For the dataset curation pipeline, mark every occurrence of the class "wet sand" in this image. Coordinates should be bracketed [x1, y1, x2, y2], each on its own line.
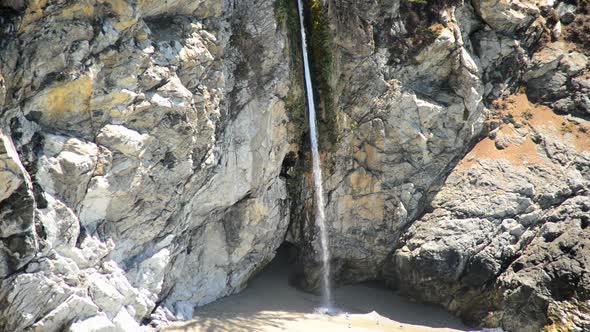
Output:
[164, 251, 469, 332]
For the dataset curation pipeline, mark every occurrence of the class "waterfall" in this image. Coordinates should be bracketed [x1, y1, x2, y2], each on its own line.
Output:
[296, 0, 333, 309]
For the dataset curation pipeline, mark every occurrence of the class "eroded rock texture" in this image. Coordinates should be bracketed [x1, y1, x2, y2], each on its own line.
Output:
[387, 95, 590, 332]
[0, 0, 589, 331]
[294, 0, 488, 286]
[0, 0, 293, 330]
[287, 0, 590, 331]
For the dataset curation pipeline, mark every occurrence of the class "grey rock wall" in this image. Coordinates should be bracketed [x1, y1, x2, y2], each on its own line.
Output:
[387, 95, 590, 331]
[1, 0, 589, 331]
[293, 0, 490, 286]
[0, 0, 294, 330]
[288, 0, 590, 331]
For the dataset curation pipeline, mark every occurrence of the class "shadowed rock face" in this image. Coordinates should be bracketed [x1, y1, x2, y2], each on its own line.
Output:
[0, 130, 37, 279]
[0, 0, 589, 331]
[0, 0, 25, 10]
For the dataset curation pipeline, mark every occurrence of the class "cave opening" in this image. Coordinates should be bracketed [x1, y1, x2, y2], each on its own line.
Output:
[177, 238, 469, 332]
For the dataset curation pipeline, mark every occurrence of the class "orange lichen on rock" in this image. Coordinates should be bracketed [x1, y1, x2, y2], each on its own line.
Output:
[459, 135, 544, 169]
[506, 94, 590, 153]
[459, 93, 590, 170]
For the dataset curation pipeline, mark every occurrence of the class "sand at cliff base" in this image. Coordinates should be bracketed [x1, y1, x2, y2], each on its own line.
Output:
[164, 249, 470, 332]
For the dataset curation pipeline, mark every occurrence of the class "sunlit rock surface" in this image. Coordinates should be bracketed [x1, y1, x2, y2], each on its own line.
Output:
[0, 0, 291, 330]
[386, 95, 590, 332]
[286, 1, 590, 331]
[0, 0, 589, 331]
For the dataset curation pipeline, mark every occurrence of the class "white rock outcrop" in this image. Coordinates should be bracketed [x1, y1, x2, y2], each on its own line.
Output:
[0, 0, 292, 330]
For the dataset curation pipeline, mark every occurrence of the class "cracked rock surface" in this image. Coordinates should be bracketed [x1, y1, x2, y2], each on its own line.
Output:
[1, 0, 292, 330]
[0, 0, 589, 331]
[385, 95, 590, 332]
[287, 1, 590, 331]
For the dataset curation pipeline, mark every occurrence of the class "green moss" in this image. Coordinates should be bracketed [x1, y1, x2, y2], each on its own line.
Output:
[275, 0, 289, 26]
[276, 0, 306, 127]
[276, 0, 302, 65]
[350, 118, 358, 131]
[286, 153, 305, 196]
[274, 0, 309, 252]
[285, 93, 307, 131]
[523, 109, 533, 121]
[305, 0, 338, 151]
[276, 0, 340, 151]
[415, 26, 439, 39]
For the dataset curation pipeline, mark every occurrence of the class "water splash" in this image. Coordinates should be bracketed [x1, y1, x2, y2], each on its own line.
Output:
[296, 0, 333, 309]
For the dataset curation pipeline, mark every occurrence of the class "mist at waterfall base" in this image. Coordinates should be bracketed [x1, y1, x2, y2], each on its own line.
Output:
[296, 0, 334, 312]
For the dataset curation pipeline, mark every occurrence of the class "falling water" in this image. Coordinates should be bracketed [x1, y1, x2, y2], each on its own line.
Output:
[296, 0, 333, 309]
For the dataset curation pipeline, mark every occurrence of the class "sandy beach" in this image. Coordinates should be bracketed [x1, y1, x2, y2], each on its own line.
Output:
[164, 250, 469, 332]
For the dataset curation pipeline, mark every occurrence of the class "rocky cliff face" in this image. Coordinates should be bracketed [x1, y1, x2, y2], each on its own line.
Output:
[288, 0, 590, 331]
[291, 0, 487, 287]
[0, 0, 588, 331]
[0, 0, 294, 330]
[387, 94, 590, 332]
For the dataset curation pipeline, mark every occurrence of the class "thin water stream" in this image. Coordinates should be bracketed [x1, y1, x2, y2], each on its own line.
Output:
[296, 0, 333, 309]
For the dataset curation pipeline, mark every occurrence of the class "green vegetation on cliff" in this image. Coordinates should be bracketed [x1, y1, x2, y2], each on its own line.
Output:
[306, 0, 338, 150]
[275, 0, 308, 235]
[276, 0, 306, 131]
[276, 0, 339, 150]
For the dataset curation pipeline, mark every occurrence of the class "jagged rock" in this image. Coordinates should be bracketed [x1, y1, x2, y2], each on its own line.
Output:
[384, 95, 590, 331]
[37, 195, 80, 252]
[0, 130, 37, 279]
[36, 134, 99, 209]
[293, 0, 487, 289]
[473, 0, 539, 33]
[287, 10, 587, 332]
[31, 296, 100, 332]
[68, 315, 116, 332]
[0, 72, 5, 108]
[556, 2, 577, 24]
[140, 0, 222, 18]
[524, 41, 589, 115]
[0, 0, 589, 331]
[0, 0, 292, 329]
[162, 177, 290, 317]
[0, 0, 25, 10]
